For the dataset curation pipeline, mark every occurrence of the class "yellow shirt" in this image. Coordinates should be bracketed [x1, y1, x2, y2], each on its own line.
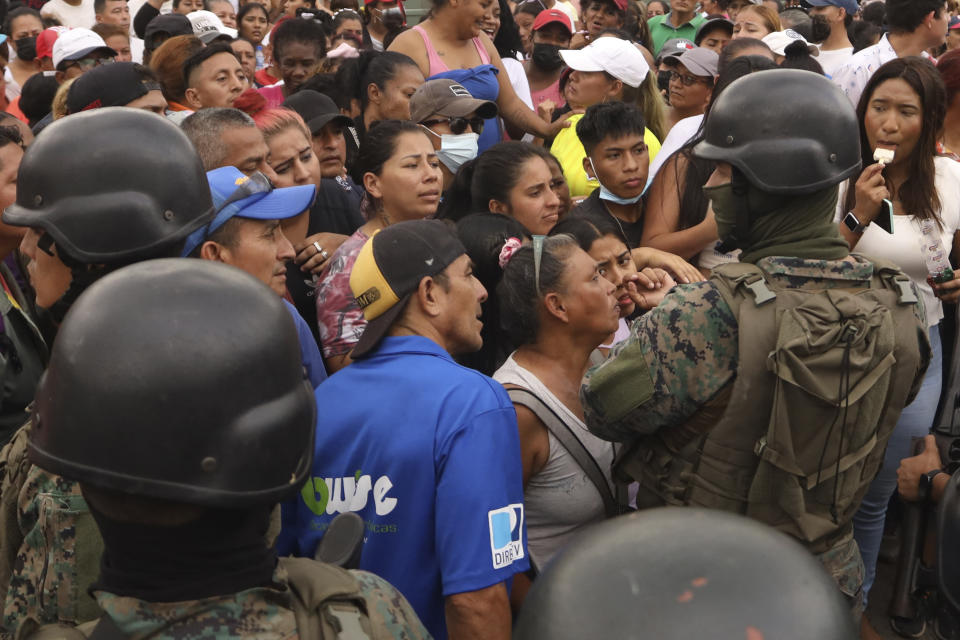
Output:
[550, 113, 661, 198]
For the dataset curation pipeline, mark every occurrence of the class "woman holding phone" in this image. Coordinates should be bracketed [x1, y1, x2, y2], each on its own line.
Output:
[837, 57, 960, 624]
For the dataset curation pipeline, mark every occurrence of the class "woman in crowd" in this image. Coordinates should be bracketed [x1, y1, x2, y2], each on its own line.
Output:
[258, 17, 327, 106]
[4, 8, 42, 101]
[572, 0, 626, 49]
[331, 8, 364, 48]
[336, 50, 424, 140]
[643, 55, 777, 272]
[839, 57, 960, 614]
[149, 35, 204, 116]
[732, 4, 780, 40]
[231, 37, 259, 86]
[388, 0, 571, 153]
[513, 0, 541, 57]
[442, 141, 561, 235]
[532, 146, 574, 218]
[455, 212, 531, 376]
[207, 0, 238, 26]
[645, 0, 666, 19]
[237, 2, 271, 68]
[551, 213, 673, 355]
[493, 233, 671, 588]
[315, 120, 442, 371]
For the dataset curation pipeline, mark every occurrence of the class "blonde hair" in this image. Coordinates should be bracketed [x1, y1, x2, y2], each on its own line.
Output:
[52, 78, 75, 120]
[738, 5, 781, 33]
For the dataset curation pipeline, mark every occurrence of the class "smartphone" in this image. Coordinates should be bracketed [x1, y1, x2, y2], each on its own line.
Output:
[875, 199, 895, 234]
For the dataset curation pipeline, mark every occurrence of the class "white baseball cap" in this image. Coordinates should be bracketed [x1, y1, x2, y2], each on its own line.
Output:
[762, 29, 819, 57]
[559, 37, 650, 88]
[187, 10, 239, 43]
[52, 28, 117, 70]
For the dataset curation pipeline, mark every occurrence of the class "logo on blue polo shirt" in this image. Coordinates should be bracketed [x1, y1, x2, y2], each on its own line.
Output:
[488, 504, 525, 570]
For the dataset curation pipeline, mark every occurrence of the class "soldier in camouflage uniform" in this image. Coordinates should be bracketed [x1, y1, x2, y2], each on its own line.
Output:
[0, 108, 218, 636]
[581, 70, 930, 615]
[17, 259, 430, 639]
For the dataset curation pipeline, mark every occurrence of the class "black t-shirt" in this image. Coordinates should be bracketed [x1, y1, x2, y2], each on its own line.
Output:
[568, 190, 645, 249]
[286, 176, 365, 347]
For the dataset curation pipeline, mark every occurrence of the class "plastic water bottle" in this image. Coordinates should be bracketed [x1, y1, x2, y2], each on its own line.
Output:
[919, 218, 955, 284]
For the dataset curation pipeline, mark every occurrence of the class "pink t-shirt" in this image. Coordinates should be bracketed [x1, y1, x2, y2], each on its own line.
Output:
[257, 83, 286, 110]
[530, 80, 565, 111]
[315, 228, 369, 358]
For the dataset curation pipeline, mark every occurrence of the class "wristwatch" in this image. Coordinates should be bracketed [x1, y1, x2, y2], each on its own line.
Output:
[918, 468, 946, 502]
[843, 211, 867, 234]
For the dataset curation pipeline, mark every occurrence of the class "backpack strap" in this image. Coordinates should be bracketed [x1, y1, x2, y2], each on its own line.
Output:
[710, 262, 777, 313]
[507, 388, 620, 518]
[863, 255, 920, 305]
[280, 556, 373, 640]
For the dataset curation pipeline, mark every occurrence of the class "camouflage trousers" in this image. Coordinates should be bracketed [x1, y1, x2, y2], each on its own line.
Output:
[817, 535, 865, 622]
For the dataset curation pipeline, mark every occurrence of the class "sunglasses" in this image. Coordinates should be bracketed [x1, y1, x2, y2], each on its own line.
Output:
[65, 56, 115, 71]
[420, 116, 485, 135]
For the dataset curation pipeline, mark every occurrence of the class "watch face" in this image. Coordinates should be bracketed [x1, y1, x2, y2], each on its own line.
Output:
[843, 212, 861, 233]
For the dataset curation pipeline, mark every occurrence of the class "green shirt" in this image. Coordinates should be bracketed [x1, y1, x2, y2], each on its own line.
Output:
[647, 12, 706, 56]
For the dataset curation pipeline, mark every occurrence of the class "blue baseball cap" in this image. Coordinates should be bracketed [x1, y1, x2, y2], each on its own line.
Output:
[805, 0, 859, 16]
[181, 166, 316, 257]
[950, 15, 960, 30]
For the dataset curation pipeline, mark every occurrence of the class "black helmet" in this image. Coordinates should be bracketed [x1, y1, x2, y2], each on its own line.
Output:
[28, 259, 316, 508]
[694, 69, 861, 195]
[3, 108, 214, 264]
[939, 471, 960, 611]
[514, 508, 858, 640]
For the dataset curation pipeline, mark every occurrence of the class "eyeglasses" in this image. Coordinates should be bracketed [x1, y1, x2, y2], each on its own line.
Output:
[668, 70, 712, 87]
[420, 116, 485, 135]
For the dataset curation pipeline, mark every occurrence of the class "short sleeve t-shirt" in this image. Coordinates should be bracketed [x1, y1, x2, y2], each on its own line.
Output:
[277, 336, 528, 640]
[551, 113, 661, 198]
[315, 228, 369, 359]
[40, 0, 95, 28]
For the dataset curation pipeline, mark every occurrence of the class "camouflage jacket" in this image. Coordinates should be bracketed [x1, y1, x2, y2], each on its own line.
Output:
[581, 255, 927, 611]
[16, 561, 432, 639]
[582, 254, 927, 441]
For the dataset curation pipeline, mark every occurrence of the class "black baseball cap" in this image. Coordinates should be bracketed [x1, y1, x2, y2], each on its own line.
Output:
[349, 220, 466, 358]
[145, 14, 193, 50]
[66, 62, 161, 113]
[281, 90, 353, 136]
[695, 17, 734, 46]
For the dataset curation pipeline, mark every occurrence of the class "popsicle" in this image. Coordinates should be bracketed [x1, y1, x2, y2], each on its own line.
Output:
[873, 147, 894, 166]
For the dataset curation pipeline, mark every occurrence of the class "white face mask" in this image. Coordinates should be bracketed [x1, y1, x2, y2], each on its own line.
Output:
[423, 128, 479, 173]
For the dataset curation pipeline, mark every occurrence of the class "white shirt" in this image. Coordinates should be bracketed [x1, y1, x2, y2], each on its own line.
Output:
[832, 35, 931, 107]
[817, 45, 854, 78]
[647, 114, 702, 183]
[836, 156, 960, 327]
[130, 36, 145, 63]
[41, 0, 96, 28]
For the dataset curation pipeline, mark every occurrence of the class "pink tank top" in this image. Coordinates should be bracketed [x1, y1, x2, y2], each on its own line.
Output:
[412, 24, 491, 77]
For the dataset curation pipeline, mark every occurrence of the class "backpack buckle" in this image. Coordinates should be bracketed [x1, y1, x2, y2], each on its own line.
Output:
[891, 274, 919, 305]
[741, 276, 777, 306]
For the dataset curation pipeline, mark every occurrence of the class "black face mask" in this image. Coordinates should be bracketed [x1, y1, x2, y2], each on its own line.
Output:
[14, 36, 37, 62]
[810, 14, 831, 44]
[532, 43, 564, 71]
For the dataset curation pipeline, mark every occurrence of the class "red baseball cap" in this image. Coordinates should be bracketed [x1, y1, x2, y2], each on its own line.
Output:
[36, 27, 68, 61]
[532, 9, 573, 35]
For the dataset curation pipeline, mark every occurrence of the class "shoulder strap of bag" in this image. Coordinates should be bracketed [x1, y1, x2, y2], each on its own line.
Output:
[280, 556, 373, 640]
[508, 387, 619, 518]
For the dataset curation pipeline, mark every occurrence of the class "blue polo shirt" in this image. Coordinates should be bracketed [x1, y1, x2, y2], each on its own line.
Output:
[277, 335, 528, 640]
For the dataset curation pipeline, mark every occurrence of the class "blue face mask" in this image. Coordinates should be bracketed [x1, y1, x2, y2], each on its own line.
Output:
[589, 158, 643, 205]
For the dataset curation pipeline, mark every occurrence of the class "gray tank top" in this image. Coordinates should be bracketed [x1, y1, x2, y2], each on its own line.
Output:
[494, 354, 615, 569]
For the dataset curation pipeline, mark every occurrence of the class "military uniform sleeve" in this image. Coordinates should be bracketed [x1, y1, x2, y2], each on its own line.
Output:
[351, 570, 433, 639]
[581, 282, 739, 442]
[0, 421, 33, 607]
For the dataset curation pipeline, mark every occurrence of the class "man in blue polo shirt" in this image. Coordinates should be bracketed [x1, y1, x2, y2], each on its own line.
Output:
[647, 0, 706, 56]
[278, 219, 526, 640]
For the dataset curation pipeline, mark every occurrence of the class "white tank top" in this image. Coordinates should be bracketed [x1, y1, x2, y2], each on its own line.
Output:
[494, 354, 615, 569]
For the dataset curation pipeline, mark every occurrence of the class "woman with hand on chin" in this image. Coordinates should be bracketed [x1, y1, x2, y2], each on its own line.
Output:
[315, 120, 443, 372]
[837, 57, 960, 626]
[388, 0, 572, 153]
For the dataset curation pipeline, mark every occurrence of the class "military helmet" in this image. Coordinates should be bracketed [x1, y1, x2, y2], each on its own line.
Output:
[28, 259, 316, 508]
[3, 108, 214, 264]
[514, 508, 858, 640]
[939, 471, 960, 611]
[694, 69, 861, 195]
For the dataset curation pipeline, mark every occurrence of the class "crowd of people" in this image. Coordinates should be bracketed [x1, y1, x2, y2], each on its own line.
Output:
[0, 0, 952, 637]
